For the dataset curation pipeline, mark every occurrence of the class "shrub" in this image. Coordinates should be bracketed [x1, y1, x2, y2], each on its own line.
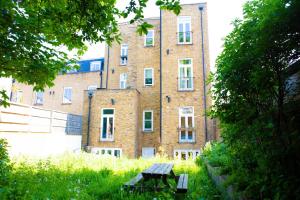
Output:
[0, 139, 11, 197]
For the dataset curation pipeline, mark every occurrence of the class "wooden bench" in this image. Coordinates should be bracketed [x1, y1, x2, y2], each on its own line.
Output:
[176, 174, 188, 193]
[124, 173, 143, 190]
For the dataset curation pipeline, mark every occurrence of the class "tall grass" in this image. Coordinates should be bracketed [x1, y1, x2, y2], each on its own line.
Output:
[1, 153, 220, 199]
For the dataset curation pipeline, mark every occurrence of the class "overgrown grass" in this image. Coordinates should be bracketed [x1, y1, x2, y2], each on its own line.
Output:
[0, 153, 220, 199]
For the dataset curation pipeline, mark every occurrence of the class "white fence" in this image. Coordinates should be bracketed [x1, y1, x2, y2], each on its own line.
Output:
[0, 102, 82, 156]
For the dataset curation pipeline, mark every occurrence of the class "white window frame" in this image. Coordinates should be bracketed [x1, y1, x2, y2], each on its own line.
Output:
[144, 30, 154, 47]
[178, 106, 195, 143]
[143, 110, 153, 132]
[90, 61, 101, 71]
[34, 91, 44, 105]
[174, 149, 200, 160]
[120, 44, 128, 65]
[119, 73, 127, 89]
[100, 108, 115, 141]
[144, 68, 154, 86]
[88, 85, 97, 91]
[177, 16, 192, 44]
[62, 87, 72, 104]
[91, 147, 122, 158]
[178, 58, 193, 91]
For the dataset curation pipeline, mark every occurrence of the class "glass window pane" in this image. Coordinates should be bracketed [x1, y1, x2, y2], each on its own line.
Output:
[145, 112, 152, 120]
[102, 118, 107, 138]
[108, 117, 113, 138]
[103, 109, 114, 115]
[147, 31, 153, 37]
[179, 24, 184, 32]
[181, 131, 186, 139]
[145, 78, 152, 85]
[180, 79, 185, 89]
[107, 150, 112, 155]
[188, 131, 193, 140]
[181, 117, 186, 128]
[188, 117, 193, 127]
[101, 149, 105, 154]
[185, 23, 190, 32]
[145, 121, 152, 129]
[181, 152, 186, 160]
[179, 32, 184, 42]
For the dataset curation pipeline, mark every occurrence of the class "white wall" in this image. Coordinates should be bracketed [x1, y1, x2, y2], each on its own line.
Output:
[0, 132, 82, 157]
[0, 77, 12, 98]
[0, 102, 82, 157]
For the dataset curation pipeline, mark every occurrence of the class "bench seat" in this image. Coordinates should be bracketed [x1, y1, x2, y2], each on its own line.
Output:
[124, 173, 143, 189]
[176, 174, 188, 193]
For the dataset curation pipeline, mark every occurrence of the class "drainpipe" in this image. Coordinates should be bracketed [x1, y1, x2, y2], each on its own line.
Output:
[106, 46, 110, 89]
[86, 90, 94, 148]
[199, 4, 208, 142]
[99, 70, 103, 88]
[159, 8, 163, 144]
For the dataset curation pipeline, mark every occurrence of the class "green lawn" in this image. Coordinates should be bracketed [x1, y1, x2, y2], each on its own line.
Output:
[1, 153, 220, 199]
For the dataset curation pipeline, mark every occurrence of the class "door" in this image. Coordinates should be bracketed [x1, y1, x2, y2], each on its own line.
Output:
[142, 147, 155, 159]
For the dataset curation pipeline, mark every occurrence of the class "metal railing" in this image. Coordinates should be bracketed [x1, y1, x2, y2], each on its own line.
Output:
[177, 77, 194, 91]
[177, 31, 193, 44]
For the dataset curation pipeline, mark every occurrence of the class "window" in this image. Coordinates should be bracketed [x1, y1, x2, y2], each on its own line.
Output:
[34, 91, 44, 105]
[177, 16, 192, 44]
[120, 73, 127, 89]
[144, 68, 154, 86]
[143, 110, 153, 132]
[174, 149, 200, 160]
[63, 87, 72, 104]
[91, 147, 122, 158]
[142, 147, 155, 159]
[101, 109, 115, 141]
[179, 107, 195, 142]
[12, 90, 23, 103]
[120, 44, 128, 65]
[144, 30, 154, 47]
[178, 59, 193, 91]
[88, 85, 97, 91]
[90, 61, 101, 71]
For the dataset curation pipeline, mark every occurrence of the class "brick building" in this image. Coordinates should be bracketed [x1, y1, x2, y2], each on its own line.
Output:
[83, 3, 214, 159]
[10, 58, 104, 115]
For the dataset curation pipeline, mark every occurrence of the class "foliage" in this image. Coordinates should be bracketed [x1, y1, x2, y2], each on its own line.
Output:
[0, 153, 219, 200]
[210, 0, 300, 199]
[202, 142, 230, 171]
[0, 139, 12, 196]
[0, 0, 181, 106]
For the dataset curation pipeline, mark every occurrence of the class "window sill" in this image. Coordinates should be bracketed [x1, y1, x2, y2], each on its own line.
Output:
[62, 103, 72, 105]
[144, 45, 154, 48]
[177, 43, 193, 45]
[144, 85, 154, 87]
[178, 141, 196, 144]
[99, 139, 115, 142]
[178, 89, 194, 92]
[120, 63, 127, 66]
[34, 103, 43, 106]
[143, 130, 153, 133]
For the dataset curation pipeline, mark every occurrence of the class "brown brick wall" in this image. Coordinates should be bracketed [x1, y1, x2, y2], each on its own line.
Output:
[12, 72, 101, 115]
[82, 89, 140, 158]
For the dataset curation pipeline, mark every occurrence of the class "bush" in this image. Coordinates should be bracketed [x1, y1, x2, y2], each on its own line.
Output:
[0, 139, 11, 197]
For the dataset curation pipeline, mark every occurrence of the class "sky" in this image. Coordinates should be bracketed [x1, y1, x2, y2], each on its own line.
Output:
[80, 0, 247, 70]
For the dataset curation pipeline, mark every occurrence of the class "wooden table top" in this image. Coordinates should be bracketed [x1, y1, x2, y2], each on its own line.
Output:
[142, 163, 174, 176]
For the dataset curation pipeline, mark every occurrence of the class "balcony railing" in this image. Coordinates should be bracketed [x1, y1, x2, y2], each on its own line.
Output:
[177, 127, 196, 143]
[177, 31, 193, 44]
[177, 77, 194, 91]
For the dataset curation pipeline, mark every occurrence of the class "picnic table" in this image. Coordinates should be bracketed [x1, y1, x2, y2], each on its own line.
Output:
[124, 163, 188, 194]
